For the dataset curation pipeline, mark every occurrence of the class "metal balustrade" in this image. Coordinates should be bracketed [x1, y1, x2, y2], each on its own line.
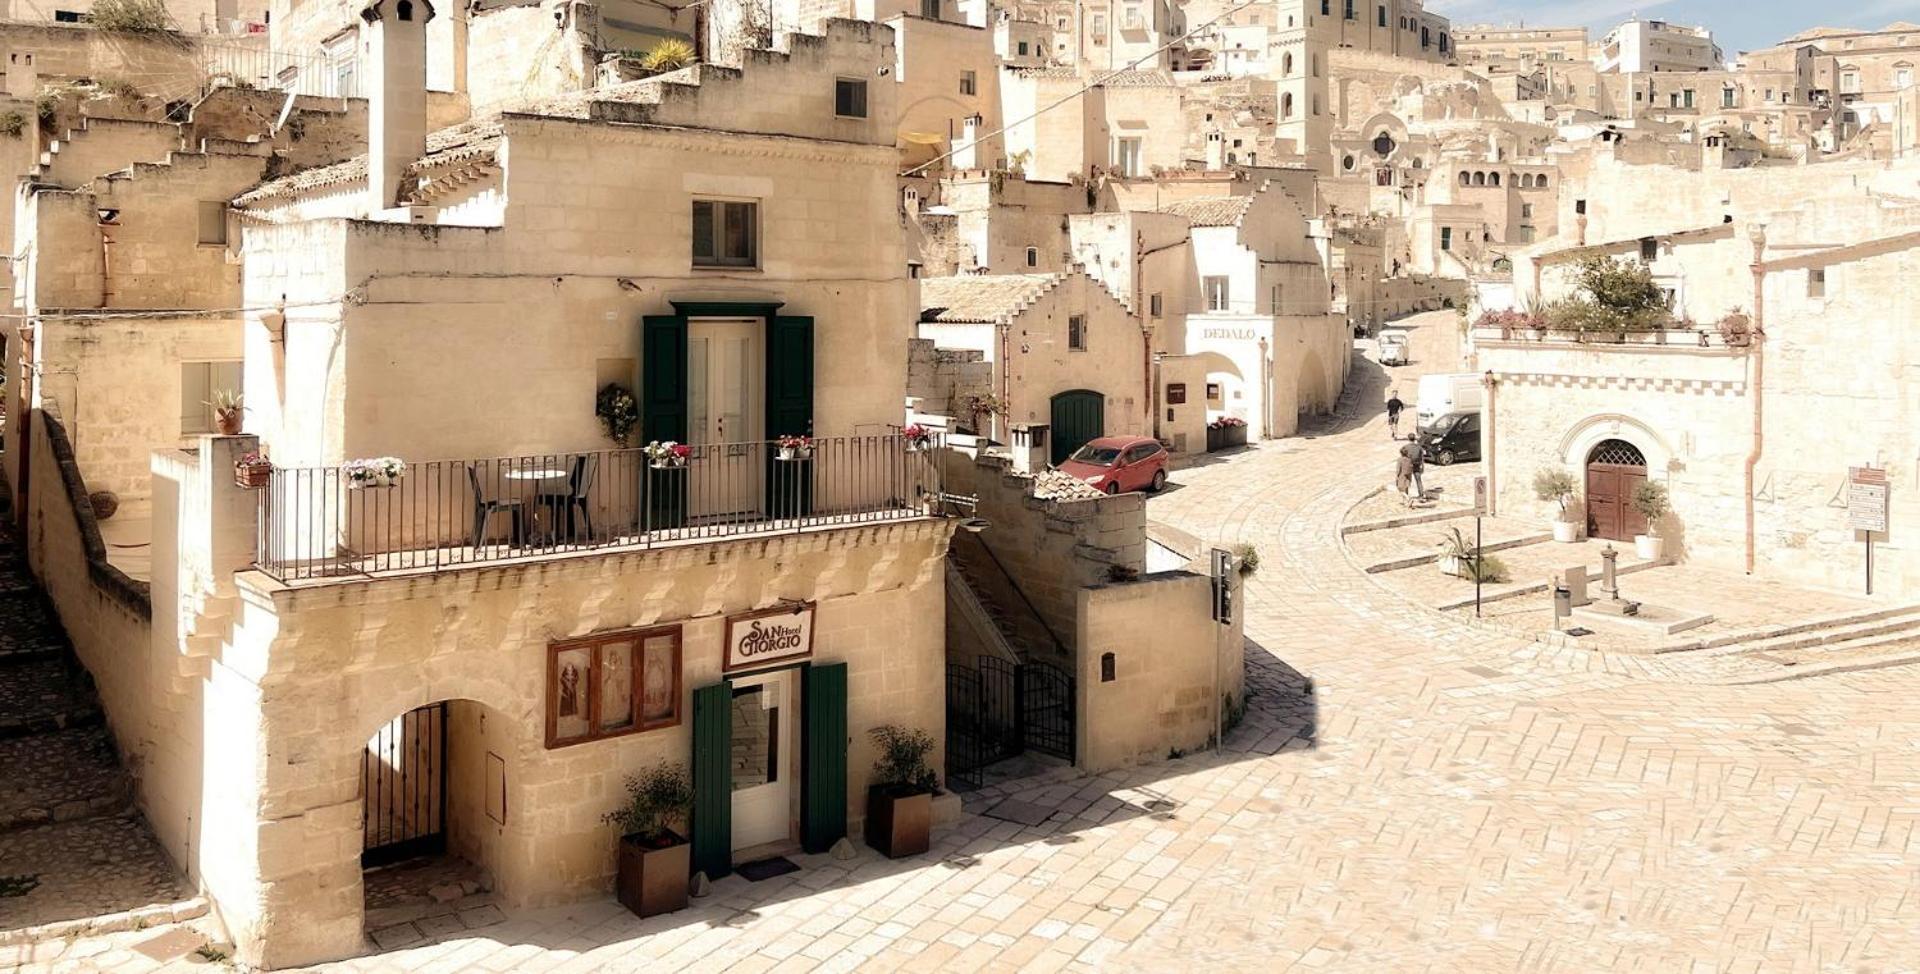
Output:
[254, 435, 942, 581]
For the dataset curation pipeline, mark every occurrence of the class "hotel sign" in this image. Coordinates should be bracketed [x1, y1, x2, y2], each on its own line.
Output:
[1200, 327, 1259, 341]
[724, 603, 816, 672]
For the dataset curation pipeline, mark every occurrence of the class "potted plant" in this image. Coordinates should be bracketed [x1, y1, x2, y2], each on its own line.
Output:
[1531, 467, 1581, 543]
[1206, 415, 1248, 452]
[864, 725, 938, 859]
[902, 423, 932, 451]
[342, 456, 405, 489]
[1436, 527, 1509, 582]
[961, 393, 1006, 436]
[604, 761, 694, 918]
[597, 384, 639, 448]
[206, 389, 244, 435]
[1632, 480, 1670, 561]
[643, 440, 690, 469]
[777, 434, 813, 461]
[233, 450, 273, 489]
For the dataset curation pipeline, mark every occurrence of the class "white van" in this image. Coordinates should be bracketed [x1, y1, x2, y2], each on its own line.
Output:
[1377, 329, 1410, 366]
[1416, 373, 1483, 431]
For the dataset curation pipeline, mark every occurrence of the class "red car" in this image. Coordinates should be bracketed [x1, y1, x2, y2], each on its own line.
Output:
[1057, 436, 1170, 495]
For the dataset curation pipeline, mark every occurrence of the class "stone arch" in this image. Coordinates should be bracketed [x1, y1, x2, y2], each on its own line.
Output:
[1488, 171, 1501, 187]
[1537, 173, 1549, 189]
[1457, 171, 1470, 187]
[1471, 171, 1485, 186]
[1281, 92, 1294, 118]
[1555, 413, 1675, 477]
[1282, 51, 1294, 76]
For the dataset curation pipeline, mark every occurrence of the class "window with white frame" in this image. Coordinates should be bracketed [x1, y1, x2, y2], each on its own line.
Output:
[692, 199, 757, 267]
[1115, 136, 1143, 177]
[1203, 276, 1230, 311]
[180, 361, 243, 435]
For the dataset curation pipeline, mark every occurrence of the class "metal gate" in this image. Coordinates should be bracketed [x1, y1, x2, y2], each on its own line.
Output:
[945, 656, 1075, 789]
[362, 702, 448, 867]
[1018, 661, 1075, 762]
[1049, 390, 1106, 466]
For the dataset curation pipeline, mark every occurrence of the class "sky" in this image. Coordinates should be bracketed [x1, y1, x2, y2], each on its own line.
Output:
[1429, 0, 1920, 57]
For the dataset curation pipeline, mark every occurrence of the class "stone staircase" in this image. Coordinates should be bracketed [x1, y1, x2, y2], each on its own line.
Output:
[1707, 604, 1920, 681]
[0, 529, 210, 946]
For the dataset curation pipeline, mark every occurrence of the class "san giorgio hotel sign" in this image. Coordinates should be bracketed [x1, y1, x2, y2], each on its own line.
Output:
[723, 603, 816, 672]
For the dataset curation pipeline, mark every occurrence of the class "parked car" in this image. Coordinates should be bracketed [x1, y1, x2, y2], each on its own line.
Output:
[1057, 436, 1169, 494]
[1420, 411, 1481, 466]
[1377, 329, 1411, 366]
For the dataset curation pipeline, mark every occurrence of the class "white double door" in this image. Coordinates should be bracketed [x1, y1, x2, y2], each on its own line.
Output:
[687, 320, 763, 520]
[729, 669, 793, 851]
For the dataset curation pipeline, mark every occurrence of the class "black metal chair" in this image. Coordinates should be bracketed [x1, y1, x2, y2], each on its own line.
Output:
[467, 463, 525, 550]
[538, 454, 597, 542]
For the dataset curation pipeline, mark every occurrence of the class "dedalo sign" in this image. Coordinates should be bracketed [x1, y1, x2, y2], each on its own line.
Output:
[723, 604, 816, 672]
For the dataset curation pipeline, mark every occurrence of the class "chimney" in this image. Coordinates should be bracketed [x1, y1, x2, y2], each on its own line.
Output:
[1205, 131, 1223, 170]
[361, 0, 435, 212]
[5, 51, 37, 100]
[952, 114, 983, 170]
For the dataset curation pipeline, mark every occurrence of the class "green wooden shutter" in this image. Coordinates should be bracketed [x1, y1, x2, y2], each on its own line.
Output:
[643, 315, 689, 529]
[689, 681, 733, 880]
[800, 662, 849, 854]
[642, 315, 688, 444]
[766, 315, 814, 517]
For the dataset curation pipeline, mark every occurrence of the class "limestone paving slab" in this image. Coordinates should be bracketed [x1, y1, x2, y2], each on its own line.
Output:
[0, 815, 190, 933]
[0, 725, 131, 832]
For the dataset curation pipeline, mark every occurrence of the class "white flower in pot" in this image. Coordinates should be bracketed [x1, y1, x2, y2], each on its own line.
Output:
[1632, 480, 1670, 561]
[1531, 467, 1582, 544]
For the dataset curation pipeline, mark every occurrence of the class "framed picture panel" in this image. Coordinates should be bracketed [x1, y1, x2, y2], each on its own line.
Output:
[547, 625, 682, 748]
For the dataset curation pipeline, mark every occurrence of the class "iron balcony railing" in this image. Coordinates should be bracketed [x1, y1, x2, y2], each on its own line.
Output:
[254, 434, 941, 582]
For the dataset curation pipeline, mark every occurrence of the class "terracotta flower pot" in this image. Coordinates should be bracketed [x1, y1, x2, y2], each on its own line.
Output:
[215, 411, 243, 435]
[616, 831, 690, 918]
[864, 786, 932, 859]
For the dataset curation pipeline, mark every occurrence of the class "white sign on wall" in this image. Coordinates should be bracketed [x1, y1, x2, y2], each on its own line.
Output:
[724, 604, 816, 672]
[1848, 466, 1889, 534]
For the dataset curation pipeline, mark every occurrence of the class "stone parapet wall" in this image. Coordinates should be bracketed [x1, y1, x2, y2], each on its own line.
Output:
[1075, 570, 1242, 772]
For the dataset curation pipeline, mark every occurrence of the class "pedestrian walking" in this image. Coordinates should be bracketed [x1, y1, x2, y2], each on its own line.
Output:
[1400, 439, 1426, 503]
[1385, 390, 1405, 440]
[1394, 449, 1415, 508]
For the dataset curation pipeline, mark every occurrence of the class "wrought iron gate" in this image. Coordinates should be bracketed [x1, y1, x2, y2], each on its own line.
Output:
[945, 656, 1075, 790]
[1018, 661, 1075, 762]
[362, 702, 448, 867]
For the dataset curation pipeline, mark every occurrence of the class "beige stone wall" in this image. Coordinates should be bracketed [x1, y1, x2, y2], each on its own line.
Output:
[1075, 569, 1241, 772]
[945, 455, 1145, 669]
[204, 519, 951, 967]
[888, 15, 1001, 169]
[467, 3, 591, 112]
[31, 313, 244, 503]
[995, 272, 1147, 439]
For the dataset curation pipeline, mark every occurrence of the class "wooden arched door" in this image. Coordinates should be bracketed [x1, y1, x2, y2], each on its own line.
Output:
[1585, 439, 1648, 541]
[1049, 390, 1105, 466]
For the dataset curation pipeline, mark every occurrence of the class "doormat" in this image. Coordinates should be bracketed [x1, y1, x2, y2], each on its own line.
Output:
[735, 856, 801, 881]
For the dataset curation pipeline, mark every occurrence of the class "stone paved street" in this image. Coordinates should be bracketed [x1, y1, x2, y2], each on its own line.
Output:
[14, 312, 1920, 973]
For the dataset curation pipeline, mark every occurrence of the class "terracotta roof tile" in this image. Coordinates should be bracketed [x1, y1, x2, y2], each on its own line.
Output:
[918, 273, 1062, 324]
[1157, 194, 1254, 227]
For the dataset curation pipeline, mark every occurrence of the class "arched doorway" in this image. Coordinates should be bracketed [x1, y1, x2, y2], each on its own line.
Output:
[1585, 439, 1648, 542]
[360, 699, 512, 934]
[1049, 390, 1105, 465]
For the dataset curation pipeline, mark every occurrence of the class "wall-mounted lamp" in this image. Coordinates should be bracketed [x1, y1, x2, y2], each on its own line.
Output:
[261, 300, 287, 343]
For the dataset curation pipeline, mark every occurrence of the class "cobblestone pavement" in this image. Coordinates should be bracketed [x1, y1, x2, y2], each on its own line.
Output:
[23, 312, 1920, 972]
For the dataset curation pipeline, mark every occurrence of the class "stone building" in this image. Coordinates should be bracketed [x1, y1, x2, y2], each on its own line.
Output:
[1485, 158, 1920, 600]
[917, 269, 1146, 459]
[1594, 18, 1723, 74]
[1453, 24, 1588, 71]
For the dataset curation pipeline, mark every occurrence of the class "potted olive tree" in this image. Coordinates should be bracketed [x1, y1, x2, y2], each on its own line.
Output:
[1532, 467, 1582, 543]
[1632, 481, 1671, 561]
[864, 725, 938, 859]
[604, 761, 694, 918]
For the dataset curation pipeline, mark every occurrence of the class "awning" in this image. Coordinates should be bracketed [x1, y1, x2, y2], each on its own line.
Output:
[900, 131, 947, 146]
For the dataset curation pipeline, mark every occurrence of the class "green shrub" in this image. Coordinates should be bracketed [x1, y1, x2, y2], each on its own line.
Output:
[88, 0, 172, 32]
[638, 38, 695, 73]
[869, 725, 938, 794]
[0, 112, 24, 139]
[602, 761, 693, 845]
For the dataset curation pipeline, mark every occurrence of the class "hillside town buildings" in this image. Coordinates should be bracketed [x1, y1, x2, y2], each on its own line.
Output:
[2, 0, 1920, 968]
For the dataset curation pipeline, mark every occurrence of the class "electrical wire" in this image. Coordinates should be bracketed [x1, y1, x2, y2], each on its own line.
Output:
[900, 0, 1272, 178]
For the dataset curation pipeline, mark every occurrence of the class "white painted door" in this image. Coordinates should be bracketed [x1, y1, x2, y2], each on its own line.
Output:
[729, 670, 792, 851]
[688, 320, 763, 520]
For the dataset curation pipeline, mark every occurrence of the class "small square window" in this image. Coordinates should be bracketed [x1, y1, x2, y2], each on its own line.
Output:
[1149, 292, 1163, 317]
[692, 199, 757, 267]
[1206, 382, 1223, 401]
[1204, 276, 1230, 311]
[1808, 267, 1826, 298]
[1640, 237, 1658, 261]
[197, 201, 228, 246]
[960, 70, 976, 96]
[1026, 246, 1038, 267]
[834, 78, 867, 118]
[1068, 315, 1087, 350]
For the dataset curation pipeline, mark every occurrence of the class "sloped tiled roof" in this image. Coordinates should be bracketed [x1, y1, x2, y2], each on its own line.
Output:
[919, 273, 1062, 324]
[1157, 194, 1254, 227]
[234, 118, 503, 206]
[1030, 469, 1105, 501]
[1009, 67, 1174, 87]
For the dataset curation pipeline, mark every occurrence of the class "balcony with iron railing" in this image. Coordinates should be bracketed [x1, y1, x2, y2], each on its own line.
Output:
[253, 434, 943, 582]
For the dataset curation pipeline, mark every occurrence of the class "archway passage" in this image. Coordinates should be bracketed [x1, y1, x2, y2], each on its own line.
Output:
[1050, 390, 1106, 465]
[1585, 439, 1648, 541]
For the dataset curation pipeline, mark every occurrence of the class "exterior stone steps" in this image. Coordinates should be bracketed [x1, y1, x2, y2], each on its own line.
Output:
[0, 814, 193, 939]
[0, 657, 103, 740]
[1721, 631, 1920, 685]
[1727, 608, 1920, 658]
[950, 562, 1041, 663]
[1689, 603, 1920, 656]
[0, 725, 132, 834]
